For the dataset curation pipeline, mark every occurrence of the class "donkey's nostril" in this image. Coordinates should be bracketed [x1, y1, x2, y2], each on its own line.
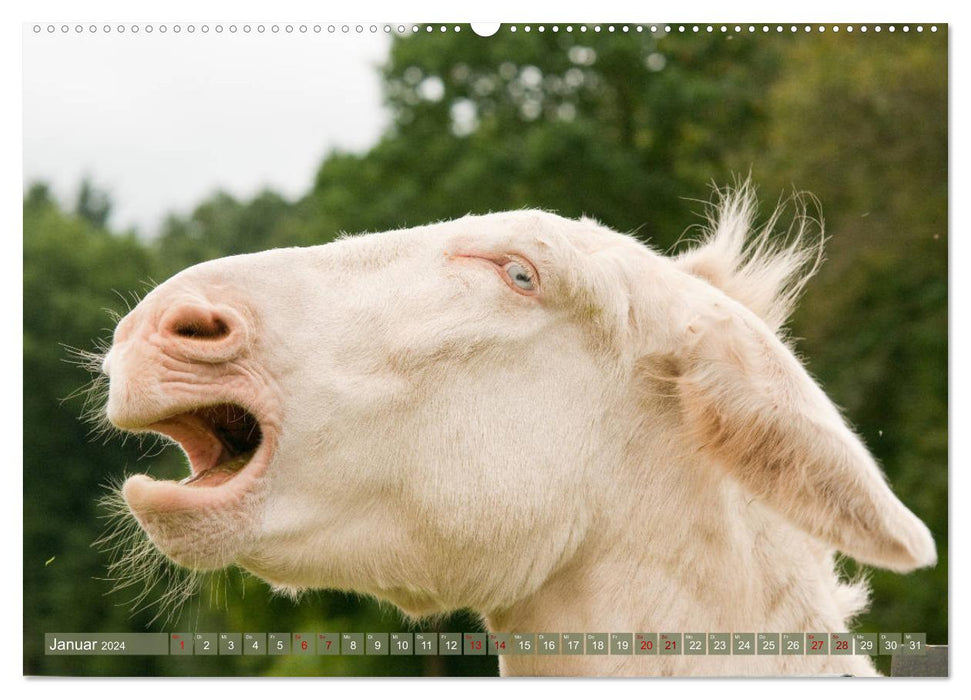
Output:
[164, 306, 233, 342]
[157, 302, 247, 363]
[174, 316, 229, 340]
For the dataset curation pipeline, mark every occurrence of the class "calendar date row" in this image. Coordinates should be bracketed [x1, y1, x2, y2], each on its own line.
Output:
[46, 632, 927, 656]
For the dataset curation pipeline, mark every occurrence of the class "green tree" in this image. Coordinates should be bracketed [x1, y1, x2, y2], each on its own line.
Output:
[753, 31, 948, 656]
[74, 178, 113, 229]
[23, 191, 161, 673]
[309, 29, 780, 241]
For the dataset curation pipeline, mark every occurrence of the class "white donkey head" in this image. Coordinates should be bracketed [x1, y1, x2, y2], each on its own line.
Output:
[102, 187, 935, 626]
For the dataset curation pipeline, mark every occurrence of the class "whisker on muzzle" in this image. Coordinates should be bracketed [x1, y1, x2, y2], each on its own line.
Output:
[94, 480, 243, 626]
[61, 340, 118, 444]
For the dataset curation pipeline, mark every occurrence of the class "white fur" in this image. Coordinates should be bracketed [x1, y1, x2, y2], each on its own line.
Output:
[105, 186, 936, 676]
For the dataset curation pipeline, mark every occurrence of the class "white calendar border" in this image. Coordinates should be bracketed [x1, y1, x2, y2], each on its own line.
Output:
[5, 0, 964, 698]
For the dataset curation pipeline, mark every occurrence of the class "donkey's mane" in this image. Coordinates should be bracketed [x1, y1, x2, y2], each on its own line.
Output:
[677, 183, 825, 334]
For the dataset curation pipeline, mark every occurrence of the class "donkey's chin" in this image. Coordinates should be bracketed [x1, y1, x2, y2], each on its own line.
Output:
[122, 472, 265, 570]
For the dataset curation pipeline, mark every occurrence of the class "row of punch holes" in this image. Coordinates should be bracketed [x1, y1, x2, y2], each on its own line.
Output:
[33, 24, 940, 36]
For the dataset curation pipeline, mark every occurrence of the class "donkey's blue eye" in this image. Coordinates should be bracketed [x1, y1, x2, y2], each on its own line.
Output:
[504, 261, 536, 291]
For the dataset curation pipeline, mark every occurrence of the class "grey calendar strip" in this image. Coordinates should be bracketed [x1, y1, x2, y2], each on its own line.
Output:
[45, 632, 928, 656]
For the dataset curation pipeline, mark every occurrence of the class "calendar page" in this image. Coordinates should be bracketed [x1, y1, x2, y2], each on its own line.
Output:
[22, 17, 948, 679]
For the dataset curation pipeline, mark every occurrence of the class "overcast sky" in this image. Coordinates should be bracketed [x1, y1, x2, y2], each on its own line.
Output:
[23, 25, 391, 235]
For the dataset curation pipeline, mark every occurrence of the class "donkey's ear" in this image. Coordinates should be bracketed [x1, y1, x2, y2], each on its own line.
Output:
[675, 302, 936, 572]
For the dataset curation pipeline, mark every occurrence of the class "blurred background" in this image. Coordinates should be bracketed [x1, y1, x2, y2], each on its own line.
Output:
[23, 24, 947, 676]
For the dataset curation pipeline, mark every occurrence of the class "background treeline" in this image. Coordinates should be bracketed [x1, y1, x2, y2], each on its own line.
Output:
[24, 27, 947, 676]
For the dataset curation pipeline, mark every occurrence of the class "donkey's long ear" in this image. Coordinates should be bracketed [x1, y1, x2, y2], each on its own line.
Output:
[675, 302, 936, 572]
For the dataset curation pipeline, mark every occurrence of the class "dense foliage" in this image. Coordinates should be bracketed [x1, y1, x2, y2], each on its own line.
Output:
[24, 27, 947, 676]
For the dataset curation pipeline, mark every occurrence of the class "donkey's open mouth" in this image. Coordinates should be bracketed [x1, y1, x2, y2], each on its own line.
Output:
[118, 394, 277, 519]
[151, 403, 264, 487]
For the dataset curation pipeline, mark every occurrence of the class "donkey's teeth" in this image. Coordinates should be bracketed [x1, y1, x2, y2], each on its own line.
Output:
[180, 450, 255, 486]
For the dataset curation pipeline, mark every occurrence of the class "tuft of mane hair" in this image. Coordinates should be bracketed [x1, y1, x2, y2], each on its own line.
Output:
[676, 183, 825, 334]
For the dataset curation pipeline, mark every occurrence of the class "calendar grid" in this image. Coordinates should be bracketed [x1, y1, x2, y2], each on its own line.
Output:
[44, 632, 928, 656]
